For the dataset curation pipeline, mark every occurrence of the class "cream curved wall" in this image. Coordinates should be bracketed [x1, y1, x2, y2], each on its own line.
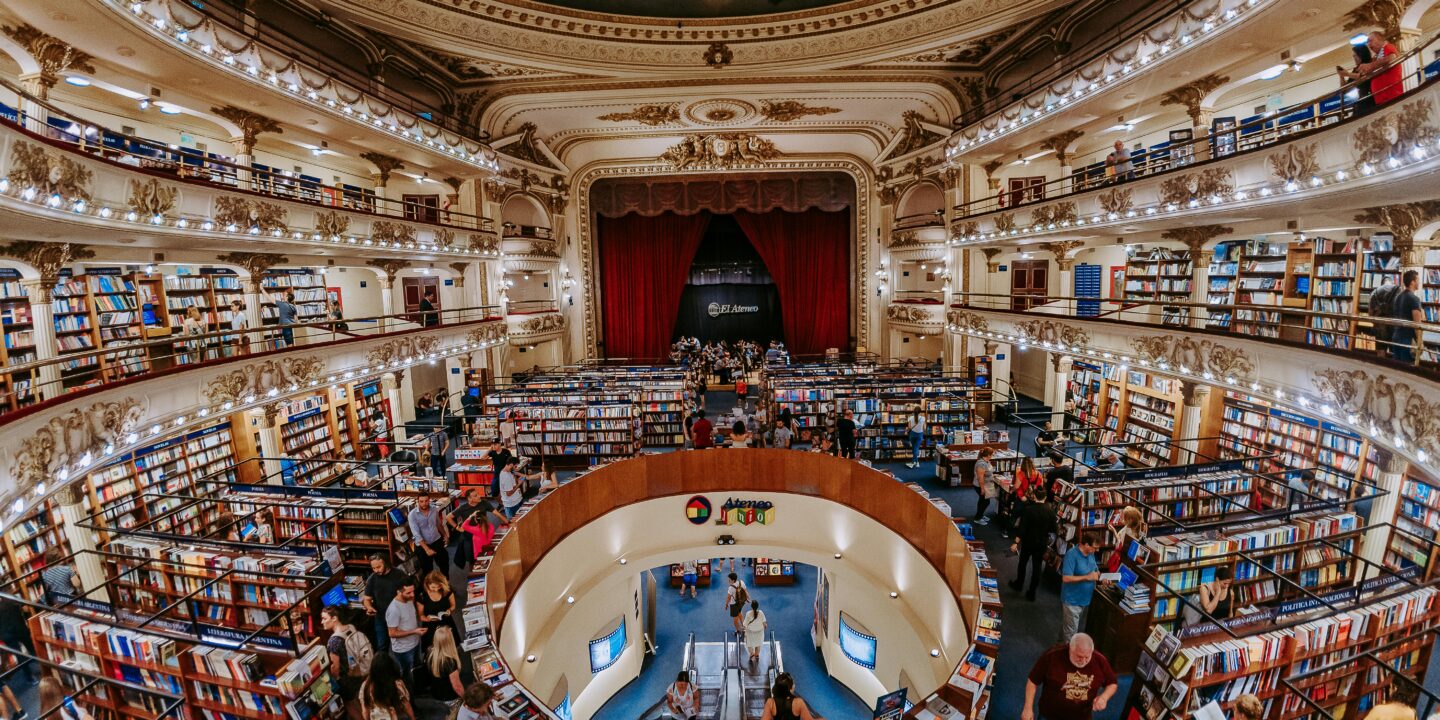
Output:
[498, 491, 971, 719]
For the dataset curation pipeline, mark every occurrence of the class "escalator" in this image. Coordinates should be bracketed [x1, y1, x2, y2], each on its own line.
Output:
[639, 632, 784, 720]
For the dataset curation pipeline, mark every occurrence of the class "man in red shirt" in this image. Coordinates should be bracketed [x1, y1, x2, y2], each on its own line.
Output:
[1022, 633, 1117, 720]
[1365, 30, 1404, 106]
[691, 410, 714, 449]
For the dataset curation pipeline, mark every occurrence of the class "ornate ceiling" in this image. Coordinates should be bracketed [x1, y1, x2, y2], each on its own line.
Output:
[522, 0, 860, 19]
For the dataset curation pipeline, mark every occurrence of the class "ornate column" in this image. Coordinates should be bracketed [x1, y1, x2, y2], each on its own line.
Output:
[1161, 225, 1232, 328]
[979, 248, 1003, 306]
[1177, 381, 1211, 464]
[1, 24, 95, 135]
[54, 484, 106, 598]
[212, 106, 282, 191]
[986, 339, 1012, 406]
[217, 252, 288, 352]
[1040, 130, 1084, 194]
[366, 259, 410, 331]
[1, 242, 94, 401]
[252, 404, 284, 475]
[1048, 352, 1072, 424]
[1159, 74, 1228, 162]
[450, 262, 482, 321]
[384, 370, 412, 437]
[1365, 451, 1408, 568]
[361, 152, 406, 217]
[1041, 240, 1082, 308]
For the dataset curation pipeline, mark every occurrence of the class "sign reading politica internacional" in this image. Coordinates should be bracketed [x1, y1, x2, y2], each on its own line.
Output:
[708, 302, 760, 317]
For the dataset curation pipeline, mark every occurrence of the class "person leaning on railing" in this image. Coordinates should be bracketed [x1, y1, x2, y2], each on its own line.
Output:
[1391, 270, 1425, 364]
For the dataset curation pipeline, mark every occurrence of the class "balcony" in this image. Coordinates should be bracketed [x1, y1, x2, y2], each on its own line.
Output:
[505, 300, 566, 344]
[887, 214, 948, 263]
[950, 34, 1440, 247]
[501, 225, 561, 269]
[886, 292, 946, 335]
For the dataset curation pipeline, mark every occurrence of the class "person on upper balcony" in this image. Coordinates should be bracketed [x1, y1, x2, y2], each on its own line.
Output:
[1391, 269, 1423, 363]
[1340, 31, 1405, 109]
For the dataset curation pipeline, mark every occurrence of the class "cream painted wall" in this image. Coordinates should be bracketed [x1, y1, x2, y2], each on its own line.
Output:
[323, 267, 384, 322]
[497, 490, 971, 719]
[1011, 344, 1051, 402]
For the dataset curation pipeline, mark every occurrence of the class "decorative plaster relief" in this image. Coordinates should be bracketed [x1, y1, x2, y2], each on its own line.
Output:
[1129, 335, 1256, 381]
[1311, 368, 1440, 457]
[9, 398, 145, 489]
[203, 356, 328, 405]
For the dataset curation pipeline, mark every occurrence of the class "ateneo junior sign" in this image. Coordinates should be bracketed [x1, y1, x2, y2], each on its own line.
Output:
[687, 496, 776, 525]
[707, 302, 760, 317]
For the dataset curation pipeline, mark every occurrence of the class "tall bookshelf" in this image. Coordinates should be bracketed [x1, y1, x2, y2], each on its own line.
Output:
[1358, 234, 1401, 312]
[511, 401, 639, 463]
[1067, 360, 1103, 445]
[1307, 237, 1362, 349]
[1422, 249, 1440, 363]
[1215, 393, 1378, 506]
[639, 384, 687, 447]
[353, 380, 391, 460]
[0, 270, 37, 411]
[1233, 239, 1289, 339]
[3, 500, 72, 603]
[1387, 469, 1440, 580]
[1122, 248, 1194, 325]
[52, 276, 101, 390]
[1098, 365, 1182, 467]
[1205, 240, 1242, 329]
[83, 421, 237, 537]
[278, 393, 344, 485]
[260, 270, 327, 346]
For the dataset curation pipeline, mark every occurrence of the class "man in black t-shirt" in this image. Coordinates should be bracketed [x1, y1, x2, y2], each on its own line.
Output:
[1391, 269, 1423, 363]
[1035, 421, 1059, 457]
[484, 440, 512, 499]
[836, 409, 858, 459]
[1010, 486, 1058, 601]
[361, 555, 409, 652]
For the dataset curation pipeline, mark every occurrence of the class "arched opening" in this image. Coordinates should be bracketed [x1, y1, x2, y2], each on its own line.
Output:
[503, 193, 552, 233]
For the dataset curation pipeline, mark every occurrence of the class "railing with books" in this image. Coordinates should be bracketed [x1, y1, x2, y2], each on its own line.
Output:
[1117, 522, 1440, 720]
[0, 643, 187, 720]
[1, 557, 340, 720]
[951, 28, 1440, 218]
[0, 301, 501, 418]
[0, 78, 496, 229]
[950, 291, 1440, 373]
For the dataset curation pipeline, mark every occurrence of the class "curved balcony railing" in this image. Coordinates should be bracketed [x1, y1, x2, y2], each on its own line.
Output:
[1, 79, 499, 237]
[953, 29, 1440, 220]
[0, 302, 502, 422]
[951, 291, 1438, 376]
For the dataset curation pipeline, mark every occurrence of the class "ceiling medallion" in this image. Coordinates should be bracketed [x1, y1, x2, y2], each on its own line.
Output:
[660, 133, 779, 170]
[684, 99, 758, 127]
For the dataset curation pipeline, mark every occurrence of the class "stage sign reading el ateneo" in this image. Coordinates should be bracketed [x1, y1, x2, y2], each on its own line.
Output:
[708, 303, 759, 316]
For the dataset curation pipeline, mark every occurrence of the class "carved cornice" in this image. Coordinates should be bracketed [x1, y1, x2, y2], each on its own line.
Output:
[890, 110, 946, 158]
[365, 258, 412, 279]
[993, 212, 1016, 233]
[467, 322, 508, 345]
[1268, 143, 1320, 185]
[470, 233, 502, 256]
[203, 357, 327, 404]
[597, 104, 680, 126]
[1312, 367, 1440, 456]
[1129, 335, 1255, 380]
[1014, 319, 1089, 347]
[512, 313, 567, 336]
[1159, 73, 1230, 125]
[434, 228, 456, 249]
[951, 220, 978, 242]
[759, 100, 840, 122]
[315, 211, 350, 238]
[1039, 239, 1083, 271]
[10, 398, 146, 489]
[367, 335, 441, 365]
[1159, 168, 1235, 206]
[216, 251, 289, 281]
[210, 105, 282, 149]
[886, 304, 938, 324]
[946, 308, 990, 333]
[0, 241, 94, 292]
[0, 24, 95, 88]
[1097, 187, 1133, 216]
[371, 221, 419, 245]
[1039, 129, 1085, 166]
[497, 123, 558, 170]
[1159, 225, 1233, 264]
[7, 140, 94, 201]
[214, 196, 288, 233]
[1030, 201, 1077, 229]
[1352, 98, 1439, 170]
[126, 178, 177, 218]
[703, 42, 734, 68]
[360, 152, 407, 185]
[1343, 0, 1416, 41]
[661, 133, 779, 170]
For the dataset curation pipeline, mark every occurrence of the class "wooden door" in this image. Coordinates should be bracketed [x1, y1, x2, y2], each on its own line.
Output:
[402, 194, 440, 223]
[1010, 259, 1049, 311]
[1006, 176, 1046, 207]
[401, 276, 440, 321]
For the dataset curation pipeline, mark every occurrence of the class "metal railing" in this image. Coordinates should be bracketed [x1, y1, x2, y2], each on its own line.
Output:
[0, 301, 501, 421]
[0, 78, 497, 231]
[953, 28, 1440, 218]
[507, 299, 561, 315]
[950, 291, 1440, 373]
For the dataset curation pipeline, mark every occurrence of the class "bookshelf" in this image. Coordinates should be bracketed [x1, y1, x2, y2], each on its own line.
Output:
[1067, 360, 1103, 445]
[52, 276, 101, 390]
[3, 500, 72, 602]
[1205, 240, 1243, 329]
[1099, 365, 1182, 467]
[0, 270, 37, 411]
[1358, 234, 1401, 313]
[1233, 239, 1289, 339]
[511, 401, 639, 463]
[278, 393, 344, 485]
[1124, 248, 1195, 325]
[1387, 469, 1440, 580]
[639, 384, 687, 447]
[1306, 237, 1361, 350]
[260, 270, 327, 347]
[83, 421, 237, 539]
[1422, 249, 1440, 363]
[354, 380, 391, 460]
[1215, 392, 1377, 507]
[752, 557, 796, 586]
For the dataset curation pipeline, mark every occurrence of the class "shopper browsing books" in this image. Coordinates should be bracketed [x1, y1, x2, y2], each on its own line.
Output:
[905, 409, 926, 468]
[322, 605, 372, 720]
[1059, 532, 1103, 643]
[408, 495, 450, 576]
[418, 570, 457, 649]
[837, 409, 858, 458]
[1105, 506, 1148, 573]
[665, 671, 701, 720]
[417, 626, 467, 703]
[729, 420, 753, 447]
[497, 456, 545, 519]
[362, 555, 409, 652]
[679, 560, 699, 599]
[974, 447, 999, 525]
[1022, 633, 1117, 720]
[1010, 486, 1058, 601]
[692, 410, 715, 449]
[457, 683, 496, 720]
[386, 578, 425, 687]
[1181, 567, 1233, 627]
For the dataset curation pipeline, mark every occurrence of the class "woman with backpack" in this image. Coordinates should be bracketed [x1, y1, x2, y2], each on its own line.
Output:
[323, 605, 373, 720]
[725, 572, 750, 633]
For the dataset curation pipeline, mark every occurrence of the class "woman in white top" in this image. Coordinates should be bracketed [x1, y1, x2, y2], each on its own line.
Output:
[665, 671, 701, 720]
[182, 306, 206, 364]
[906, 410, 927, 469]
[743, 600, 768, 662]
[729, 420, 752, 448]
[226, 300, 248, 356]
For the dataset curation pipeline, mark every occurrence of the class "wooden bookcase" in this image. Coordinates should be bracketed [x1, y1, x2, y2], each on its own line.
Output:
[260, 270, 327, 348]
[277, 393, 344, 485]
[1387, 468, 1440, 580]
[1214, 392, 1378, 507]
[1307, 237, 1362, 350]
[1233, 239, 1289, 339]
[3, 500, 73, 603]
[1120, 247, 1192, 325]
[1422, 248, 1440, 363]
[1067, 360, 1104, 445]
[1097, 365, 1182, 467]
[0, 270, 37, 411]
[1205, 240, 1243, 329]
[353, 380, 391, 460]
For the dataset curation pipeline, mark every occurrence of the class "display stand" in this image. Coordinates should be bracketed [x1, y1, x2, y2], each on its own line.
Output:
[752, 558, 795, 586]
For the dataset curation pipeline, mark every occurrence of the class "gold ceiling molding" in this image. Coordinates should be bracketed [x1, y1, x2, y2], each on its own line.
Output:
[515, 313, 567, 334]
[887, 110, 947, 159]
[214, 196, 288, 233]
[1038, 238, 1083, 271]
[360, 152, 407, 184]
[957, 76, 994, 113]
[1311, 367, 1440, 457]
[365, 258, 412, 281]
[203, 356, 328, 405]
[992, 212, 1016, 233]
[1129, 335, 1255, 381]
[951, 220, 978, 242]
[7, 140, 94, 202]
[467, 322, 507, 345]
[216, 251, 289, 280]
[435, 229, 457, 249]
[1158, 168, 1235, 206]
[946, 308, 989, 333]
[1158, 74, 1230, 125]
[447, 262, 470, 283]
[660, 133, 780, 170]
[470, 233, 501, 254]
[597, 104, 680, 126]
[684, 99, 760, 126]
[980, 247, 1003, 271]
[496, 123, 559, 170]
[876, 25, 1018, 66]
[704, 43, 734, 69]
[1267, 143, 1320, 185]
[1353, 202, 1440, 264]
[126, 178, 177, 218]
[10, 398, 146, 491]
[210, 105, 283, 150]
[0, 23, 95, 90]
[1342, 0, 1417, 42]
[1352, 98, 1438, 170]
[760, 100, 841, 122]
[367, 335, 441, 365]
[886, 304, 937, 323]
[1039, 129, 1085, 166]
[1014, 319, 1089, 347]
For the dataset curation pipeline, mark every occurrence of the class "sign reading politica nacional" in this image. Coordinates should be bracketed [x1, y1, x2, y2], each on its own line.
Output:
[708, 302, 760, 317]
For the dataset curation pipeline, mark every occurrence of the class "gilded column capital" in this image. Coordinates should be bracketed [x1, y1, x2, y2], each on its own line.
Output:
[1039, 240, 1084, 272]
[1344, 0, 1417, 43]
[0, 241, 94, 288]
[366, 258, 412, 283]
[1160, 225, 1233, 265]
[1039, 129, 1085, 167]
[1355, 202, 1440, 263]
[981, 247, 1003, 272]
[0, 24, 95, 94]
[448, 262, 469, 287]
[1159, 74, 1230, 126]
[216, 251, 290, 284]
[211, 105, 283, 153]
[360, 152, 407, 186]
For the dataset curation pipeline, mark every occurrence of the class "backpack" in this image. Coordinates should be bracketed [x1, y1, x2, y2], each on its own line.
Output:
[1371, 283, 1400, 318]
[339, 626, 374, 676]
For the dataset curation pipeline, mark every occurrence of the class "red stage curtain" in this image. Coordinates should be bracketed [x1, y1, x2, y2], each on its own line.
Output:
[598, 211, 712, 360]
[732, 209, 851, 356]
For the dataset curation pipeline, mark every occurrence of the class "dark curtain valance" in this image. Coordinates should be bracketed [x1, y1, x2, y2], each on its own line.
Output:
[590, 172, 854, 218]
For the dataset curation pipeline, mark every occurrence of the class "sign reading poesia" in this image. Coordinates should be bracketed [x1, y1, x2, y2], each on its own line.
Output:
[707, 302, 760, 317]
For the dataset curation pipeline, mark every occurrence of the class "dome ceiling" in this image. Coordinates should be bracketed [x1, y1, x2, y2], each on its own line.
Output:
[526, 0, 860, 19]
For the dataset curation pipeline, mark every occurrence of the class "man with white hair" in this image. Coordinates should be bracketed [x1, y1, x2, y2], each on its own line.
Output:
[1022, 633, 1117, 720]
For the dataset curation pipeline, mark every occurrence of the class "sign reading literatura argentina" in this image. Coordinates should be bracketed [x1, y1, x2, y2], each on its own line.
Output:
[708, 302, 760, 317]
